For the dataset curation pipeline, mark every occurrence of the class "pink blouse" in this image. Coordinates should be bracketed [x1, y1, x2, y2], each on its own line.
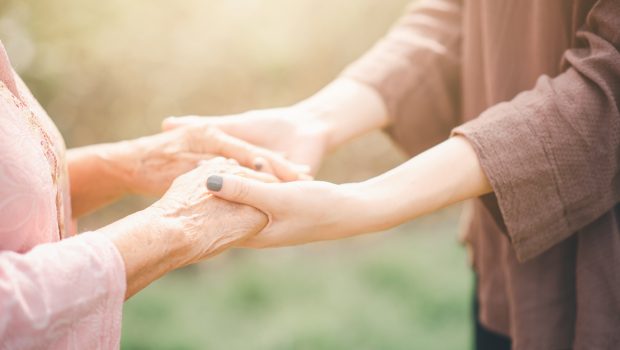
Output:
[0, 42, 126, 348]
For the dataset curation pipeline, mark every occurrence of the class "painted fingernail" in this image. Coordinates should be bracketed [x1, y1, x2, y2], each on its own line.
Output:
[206, 175, 223, 191]
[253, 158, 265, 171]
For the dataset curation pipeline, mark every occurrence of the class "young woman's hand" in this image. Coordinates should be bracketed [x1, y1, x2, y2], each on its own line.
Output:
[162, 78, 390, 175]
[202, 174, 372, 248]
[200, 137, 493, 250]
[162, 106, 329, 174]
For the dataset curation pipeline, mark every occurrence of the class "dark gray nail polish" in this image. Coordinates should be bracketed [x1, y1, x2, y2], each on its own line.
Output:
[207, 175, 223, 192]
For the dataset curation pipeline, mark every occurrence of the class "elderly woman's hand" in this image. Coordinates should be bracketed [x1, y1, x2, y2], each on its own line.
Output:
[68, 125, 310, 217]
[102, 157, 272, 298]
[115, 125, 311, 196]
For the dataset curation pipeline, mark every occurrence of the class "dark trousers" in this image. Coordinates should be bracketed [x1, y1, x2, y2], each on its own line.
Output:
[474, 277, 512, 350]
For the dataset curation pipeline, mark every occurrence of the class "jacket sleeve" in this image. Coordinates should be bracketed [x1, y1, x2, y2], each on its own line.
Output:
[0, 232, 126, 349]
[452, 0, 620, 262]
[341, 0, 463, 156]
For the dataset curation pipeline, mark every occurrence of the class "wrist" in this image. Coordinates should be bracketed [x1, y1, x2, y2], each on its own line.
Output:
[333, 182, 384, 236]
[98, 136, 160, 196]
[340, 180, 396, 234]
[88, 141, 138, 195]
[297, 78, 389, 151]
[101, 207, 191, 298]
[295, 91, 344, 152]
[140, 205, 195, 265]
[107, 207, 191, 268]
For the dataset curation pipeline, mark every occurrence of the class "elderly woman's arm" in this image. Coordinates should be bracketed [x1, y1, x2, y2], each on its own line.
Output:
[0, 161, 267, 349]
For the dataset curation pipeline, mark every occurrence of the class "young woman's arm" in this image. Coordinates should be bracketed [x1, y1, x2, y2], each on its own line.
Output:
[202, 136, 491, 248]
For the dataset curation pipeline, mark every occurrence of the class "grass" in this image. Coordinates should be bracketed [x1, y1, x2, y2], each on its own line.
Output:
[121, 206, 473, 350]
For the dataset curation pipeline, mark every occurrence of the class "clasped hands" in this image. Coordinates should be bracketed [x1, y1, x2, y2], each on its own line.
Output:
[160, 106, 372, 251]
[94, 78, 488, 298]
[93, 102, 364, 278]
[154, 104, 367, 255]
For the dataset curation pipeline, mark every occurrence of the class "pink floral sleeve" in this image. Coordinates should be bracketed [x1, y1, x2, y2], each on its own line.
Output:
[0, 41, 127, 348]
[0, 232, 126, 349]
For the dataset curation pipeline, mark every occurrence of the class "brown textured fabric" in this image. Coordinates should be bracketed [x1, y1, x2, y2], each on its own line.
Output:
[342, 0, 620, 348]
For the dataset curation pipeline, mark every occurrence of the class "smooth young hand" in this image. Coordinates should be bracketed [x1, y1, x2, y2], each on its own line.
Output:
[162, 106, 329, 174]
[202, 137, 492, 249]
[162, 77, 390, 175]
[204, 175, 368, 248]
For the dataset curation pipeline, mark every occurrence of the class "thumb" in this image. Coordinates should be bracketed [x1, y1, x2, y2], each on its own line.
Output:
[206, 174, 274, 210]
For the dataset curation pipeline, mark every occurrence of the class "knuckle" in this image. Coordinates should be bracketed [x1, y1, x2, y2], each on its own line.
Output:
[232, 181, 251, 201]
[202, 125, 219, 137]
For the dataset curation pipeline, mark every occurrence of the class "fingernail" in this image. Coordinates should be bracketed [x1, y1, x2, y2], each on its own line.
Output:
[253, 158, 265, 171]
[298, 173, 314, 181]
[206, 175, 223, 191]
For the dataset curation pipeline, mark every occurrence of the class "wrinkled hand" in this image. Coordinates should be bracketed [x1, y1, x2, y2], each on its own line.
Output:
[202, 173, 368, 248]
[114, 124, 310, 197]
[162, 106, 329, 175]
[150, 158, 272, 264]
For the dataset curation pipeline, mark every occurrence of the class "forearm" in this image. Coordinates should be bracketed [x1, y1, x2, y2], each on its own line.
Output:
[207, 136, 491, 248]
[299, 77, 389, 151]
[97, 208, 189, 299]
[351, 136, 492, 233]
[68, 142, 135, 218]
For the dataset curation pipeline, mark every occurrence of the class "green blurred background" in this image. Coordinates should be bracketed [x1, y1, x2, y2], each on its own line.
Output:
[0, 0, 473, 348]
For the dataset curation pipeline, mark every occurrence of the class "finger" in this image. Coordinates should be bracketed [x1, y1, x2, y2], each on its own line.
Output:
[205, 174, 275, 209]
[196, 157, 278, 183]
[252, 156, 275, 175]
[162, 116, 200, 130]
[235, 166, 279, 183]
[209, 131, 297, 179]
[213, 131, 312, 181]
[262, 155, 312, 181]
[162, 116, 230, 131]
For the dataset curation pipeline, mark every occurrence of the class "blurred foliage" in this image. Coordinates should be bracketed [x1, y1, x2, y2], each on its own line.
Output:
[1, 0, 473, 349]
[122, 208, 471, 350]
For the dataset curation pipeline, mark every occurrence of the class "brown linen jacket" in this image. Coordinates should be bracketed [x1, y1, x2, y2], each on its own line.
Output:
[343, 0, 620, 349]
